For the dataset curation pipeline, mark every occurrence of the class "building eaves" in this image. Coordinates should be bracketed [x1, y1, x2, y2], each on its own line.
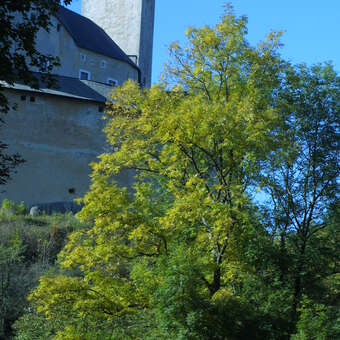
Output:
[1, 73, 107, 103]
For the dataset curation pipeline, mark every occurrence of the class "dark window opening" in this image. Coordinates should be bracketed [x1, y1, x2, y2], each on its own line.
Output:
[57, 23, 61, 32]
[30, 96, 35, 102]
[80, 71, 89, 80]
[68, 188, 76, 194]
[98, 106, 104, 113]
[21, 95, 26, 101]
[107, 79, 118, 87]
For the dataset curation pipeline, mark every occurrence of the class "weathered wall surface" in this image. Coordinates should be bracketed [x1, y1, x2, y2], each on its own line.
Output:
[34, 16, 79, 78]
[82, 0, 155, 87]
[140, 0, 155, 86]
[1, 90, 134, 205]
[1, 6, 145, 206]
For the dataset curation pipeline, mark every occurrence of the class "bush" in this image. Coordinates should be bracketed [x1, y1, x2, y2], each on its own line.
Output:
[1, 199, 27, 216]
[0, 200, 90, 339]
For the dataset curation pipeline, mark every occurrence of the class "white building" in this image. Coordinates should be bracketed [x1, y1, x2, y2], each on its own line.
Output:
[1, 0, 155, 209]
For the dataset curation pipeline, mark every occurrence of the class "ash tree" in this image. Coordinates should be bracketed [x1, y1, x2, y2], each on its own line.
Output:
[20, 7, 285, 339]
[0, 0, 71, 185]
[16, 4, 340, 340]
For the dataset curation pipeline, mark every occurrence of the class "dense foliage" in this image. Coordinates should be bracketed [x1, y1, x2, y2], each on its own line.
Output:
[13, 6, 340, 340]
[0, 200, 86, 339]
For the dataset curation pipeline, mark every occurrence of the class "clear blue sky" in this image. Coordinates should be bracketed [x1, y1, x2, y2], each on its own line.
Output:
[67, 0, 340, 85]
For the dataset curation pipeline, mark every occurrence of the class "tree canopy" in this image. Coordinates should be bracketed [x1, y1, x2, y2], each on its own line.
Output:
[15, 5, 340, 340]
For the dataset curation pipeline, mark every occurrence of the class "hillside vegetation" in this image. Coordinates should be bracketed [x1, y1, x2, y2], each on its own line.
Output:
[0, 200, 89, 339]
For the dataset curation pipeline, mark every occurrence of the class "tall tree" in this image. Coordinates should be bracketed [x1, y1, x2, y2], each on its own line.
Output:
[15, 4, 339, 339]
[0, 0, 71, 184]
[261, 62, 340, 330]
[21, 6, 287, 339]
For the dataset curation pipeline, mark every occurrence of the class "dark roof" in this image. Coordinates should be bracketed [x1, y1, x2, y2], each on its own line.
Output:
[56, 6, 138, 70]
[2, 73, 107, 103]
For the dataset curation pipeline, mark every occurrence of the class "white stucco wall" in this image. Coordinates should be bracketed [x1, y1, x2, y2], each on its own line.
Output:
[82, 0, 154, 87]
[34, 16, 139, 86]
[76, 48, 139, 86]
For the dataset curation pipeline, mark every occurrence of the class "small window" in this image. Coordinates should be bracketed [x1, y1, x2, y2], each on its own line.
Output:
[21, 95, 26, 101]
[100, 60, 107, 69]
[30, 96, 36, 103]
[79, 69, 91, 80]
[80, 53, 87, 62]
[107, 78, 118, 87]
[57, 23, 61, 32]
[98, 106, 104, 113]
[90, 59, 95, 66]
[68, 188, 76, 194]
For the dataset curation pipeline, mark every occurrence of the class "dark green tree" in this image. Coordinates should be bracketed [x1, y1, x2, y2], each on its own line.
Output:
[261, 63, 340, 332]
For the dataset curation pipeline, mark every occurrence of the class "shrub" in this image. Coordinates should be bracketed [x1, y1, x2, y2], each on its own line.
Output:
[0, 201, 90, 339]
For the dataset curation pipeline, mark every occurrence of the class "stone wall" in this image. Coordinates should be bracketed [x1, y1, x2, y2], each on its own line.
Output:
[0, 89, 134, 205]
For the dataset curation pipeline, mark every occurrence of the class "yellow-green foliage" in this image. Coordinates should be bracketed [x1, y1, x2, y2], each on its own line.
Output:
[1, 199, 27, 216]
[20, 5, 340, 340]
[22, 7, 287, 339]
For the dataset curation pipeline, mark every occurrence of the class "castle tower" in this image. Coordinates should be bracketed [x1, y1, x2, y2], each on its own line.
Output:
[82, 0, 155, 87]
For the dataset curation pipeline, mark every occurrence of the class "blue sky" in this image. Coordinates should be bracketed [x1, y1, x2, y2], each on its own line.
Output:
[67, 0, 340, 85]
